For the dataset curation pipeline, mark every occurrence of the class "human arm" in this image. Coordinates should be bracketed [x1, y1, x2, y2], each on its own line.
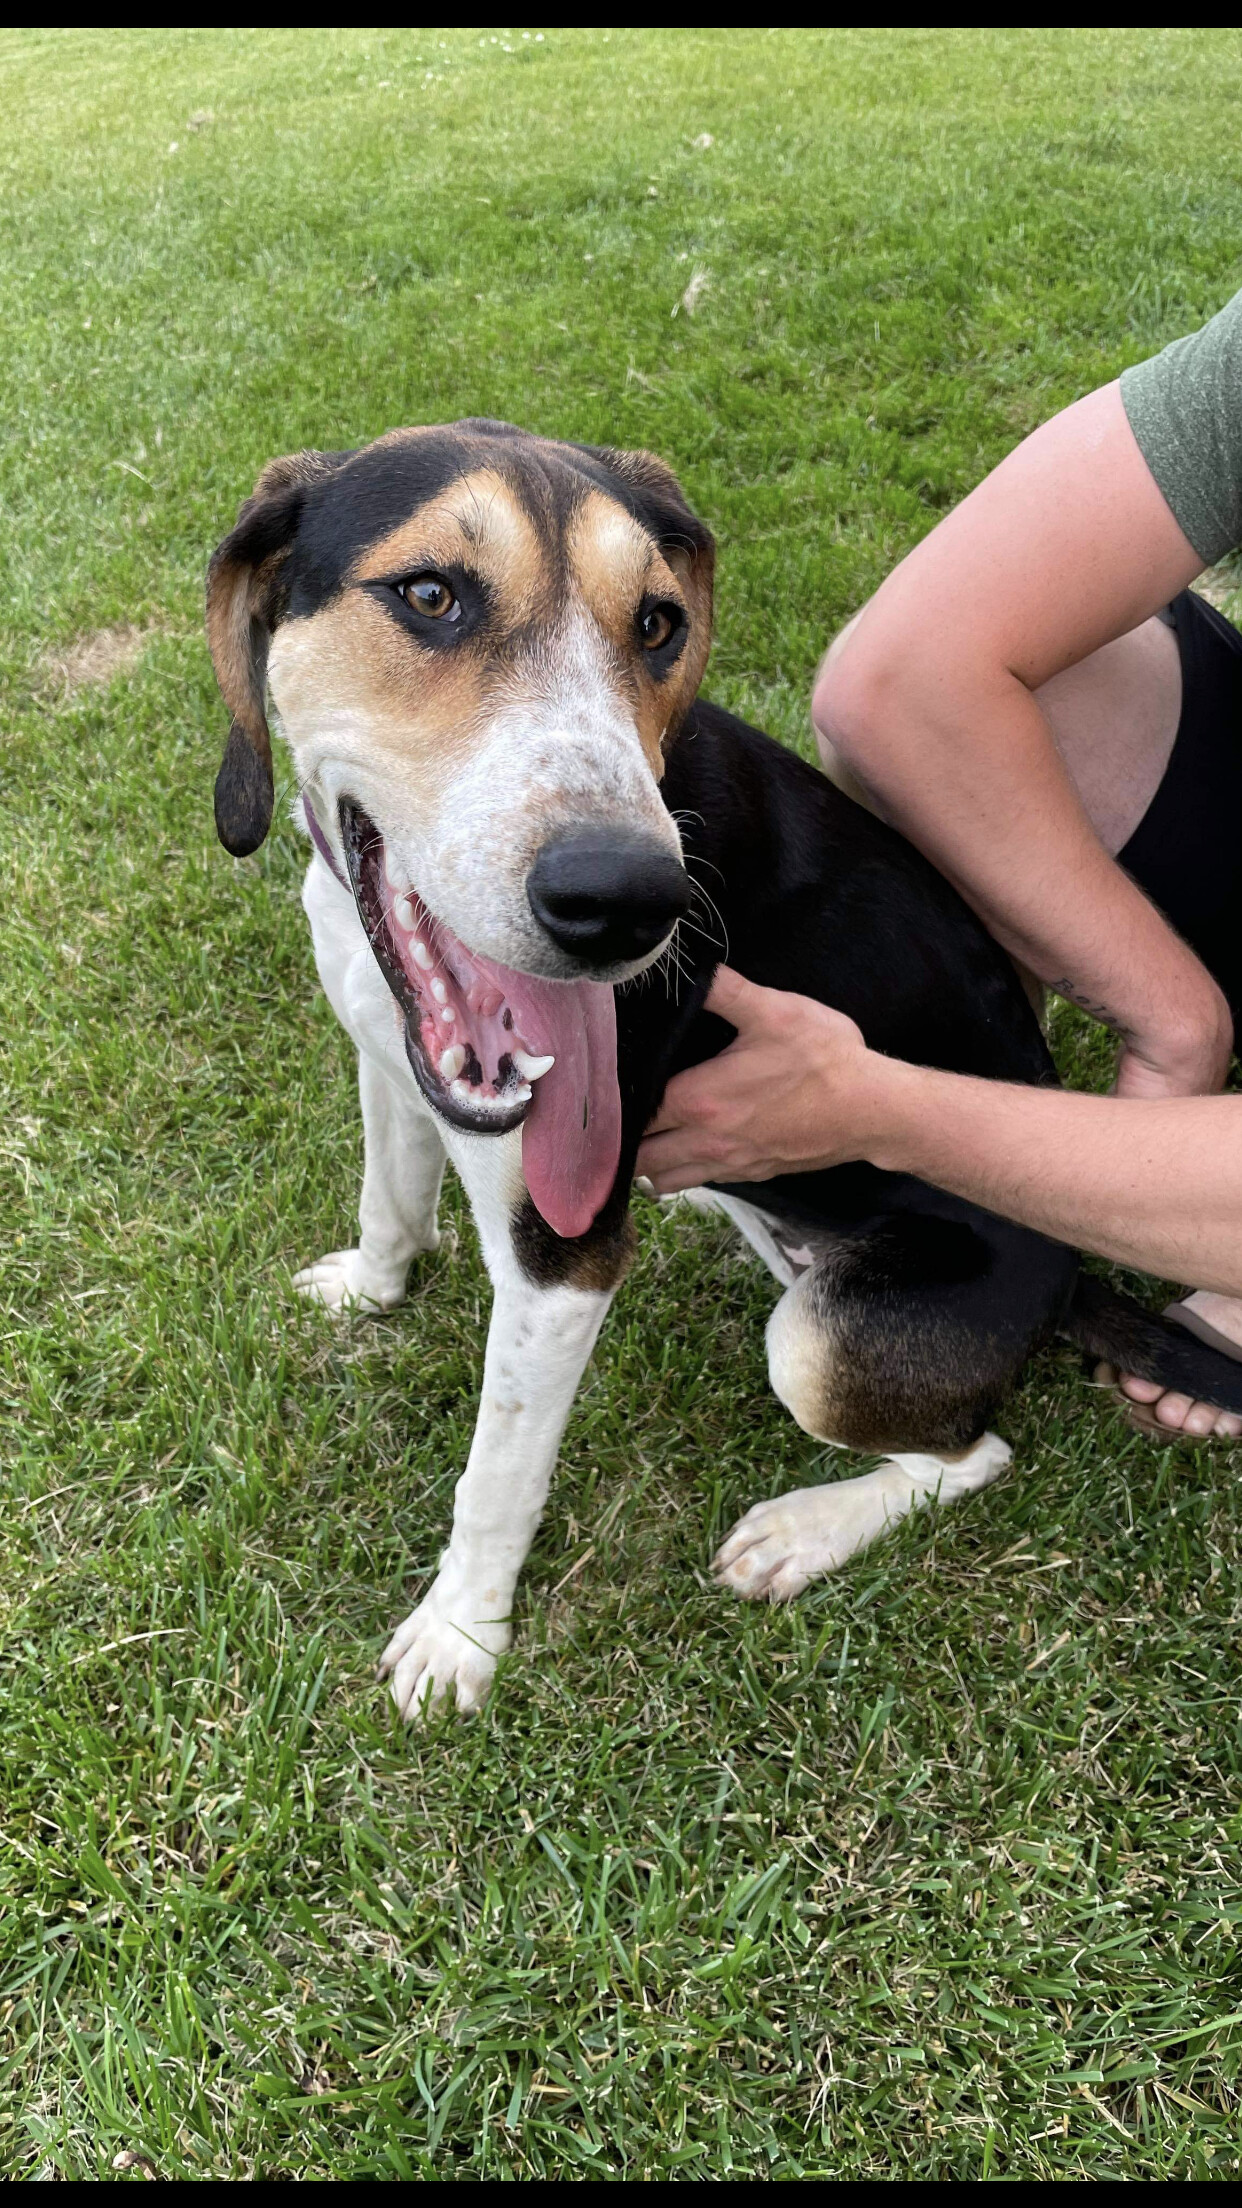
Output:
[811, 379, 1232, 1098]
[637, 968, 1242, 1297]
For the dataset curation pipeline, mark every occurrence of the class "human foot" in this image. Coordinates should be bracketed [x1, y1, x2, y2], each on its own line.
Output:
[1099, 1291, 1242, 1440]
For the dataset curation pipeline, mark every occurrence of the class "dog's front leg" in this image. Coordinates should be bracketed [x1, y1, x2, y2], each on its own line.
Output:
[295, 1053, 445, 1314]
[297, 859, 447, 1313]
[380, 1254, 614, 1720]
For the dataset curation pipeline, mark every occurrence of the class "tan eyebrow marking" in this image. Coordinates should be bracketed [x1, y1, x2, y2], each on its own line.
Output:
[566, 491, 667, 629]
[351, 467, 548, 622]
[564, 491, 695, 772]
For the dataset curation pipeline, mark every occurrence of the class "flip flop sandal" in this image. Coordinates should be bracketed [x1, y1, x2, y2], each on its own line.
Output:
[1094, 1301, 1242, 1444]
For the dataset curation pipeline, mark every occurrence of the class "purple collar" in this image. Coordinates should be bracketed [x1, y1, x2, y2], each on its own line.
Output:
[303, 795, 350, 892]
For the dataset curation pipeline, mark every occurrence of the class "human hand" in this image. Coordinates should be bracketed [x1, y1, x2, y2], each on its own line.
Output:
[635, 965, 877, 1195]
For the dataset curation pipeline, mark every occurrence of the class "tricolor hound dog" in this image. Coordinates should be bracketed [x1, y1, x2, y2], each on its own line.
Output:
[206, 423, 1242, 1720]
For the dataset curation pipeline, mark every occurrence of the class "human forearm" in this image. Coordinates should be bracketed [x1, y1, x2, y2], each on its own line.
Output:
[824, 656, 1223, 1064]
[813, 382, 1231, 1091]
[862, 1059, 1242, 1295]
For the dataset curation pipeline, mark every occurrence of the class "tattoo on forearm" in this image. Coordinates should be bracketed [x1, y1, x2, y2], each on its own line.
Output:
[1049, 979, 1132, 1039]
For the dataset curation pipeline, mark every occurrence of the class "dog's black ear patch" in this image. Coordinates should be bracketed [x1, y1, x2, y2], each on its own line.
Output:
[205, 448, 354, 855]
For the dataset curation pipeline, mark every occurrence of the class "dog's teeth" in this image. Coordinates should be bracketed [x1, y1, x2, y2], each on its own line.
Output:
[431, 977, 448, 1004]
[439, 1045, 466, 1080]
[439, 1007, 455, 1025]
[412, 939, 433, 970]
[512, 1048, 555, 1082]
[450, 1078, 470, 1102]
[394, 893, 415, 930]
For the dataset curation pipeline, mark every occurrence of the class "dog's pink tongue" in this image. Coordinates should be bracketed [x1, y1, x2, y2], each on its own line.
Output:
[496, 972, 621, 1238]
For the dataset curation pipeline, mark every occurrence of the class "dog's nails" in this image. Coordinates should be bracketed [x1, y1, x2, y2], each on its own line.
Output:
[512, 1048, 555, 1082]
[412, 939, 433, 970]
[439, 1044, 466, 1079]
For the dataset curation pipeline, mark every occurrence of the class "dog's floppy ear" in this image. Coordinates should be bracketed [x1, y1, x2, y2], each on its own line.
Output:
[205, 448, 352, 856]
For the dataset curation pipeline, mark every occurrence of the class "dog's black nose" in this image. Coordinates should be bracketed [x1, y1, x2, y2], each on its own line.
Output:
[527, 829, 692, 965]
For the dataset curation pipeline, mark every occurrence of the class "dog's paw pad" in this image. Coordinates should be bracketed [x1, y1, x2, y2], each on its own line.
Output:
[292, 1248, 404, 1315]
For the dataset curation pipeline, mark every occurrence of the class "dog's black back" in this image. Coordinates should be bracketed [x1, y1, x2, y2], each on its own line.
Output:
[666, 701, 1052, 1078]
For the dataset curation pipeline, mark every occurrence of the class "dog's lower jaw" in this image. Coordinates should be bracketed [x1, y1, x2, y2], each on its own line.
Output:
[340, 797, 626, 1237]
[341, 801, 537, 1137]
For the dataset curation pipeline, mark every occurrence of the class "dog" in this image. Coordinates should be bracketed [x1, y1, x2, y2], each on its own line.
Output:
[206, 421, 1242, 1720]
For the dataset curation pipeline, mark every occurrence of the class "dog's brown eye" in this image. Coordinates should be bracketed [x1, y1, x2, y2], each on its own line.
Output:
[401, 573, 460, 621]
[639, 601, 681, 652]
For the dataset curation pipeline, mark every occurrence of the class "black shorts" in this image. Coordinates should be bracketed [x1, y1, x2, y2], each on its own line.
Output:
[1118, 587, 1242, 1032]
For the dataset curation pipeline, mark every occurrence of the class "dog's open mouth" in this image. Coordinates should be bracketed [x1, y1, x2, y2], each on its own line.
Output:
[340, 802, 622, 1239]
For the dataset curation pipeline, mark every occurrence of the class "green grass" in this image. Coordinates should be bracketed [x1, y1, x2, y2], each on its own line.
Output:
[3, 25, 1242, 2180]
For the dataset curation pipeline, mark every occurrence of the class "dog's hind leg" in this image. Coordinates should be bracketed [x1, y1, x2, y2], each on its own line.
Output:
[712, 1211, 1052, 1601]
[379, 1236, 615, 1720]
[715, 1430, 1012, 1600]
[294, 1053, 446, 1314]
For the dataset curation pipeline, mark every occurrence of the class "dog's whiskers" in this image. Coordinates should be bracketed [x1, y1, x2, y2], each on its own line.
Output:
[684, 885, 728, 963]
[652, 919, 698, 1004]
[674, 823, 729, 962]
[684, 893, 727, 959]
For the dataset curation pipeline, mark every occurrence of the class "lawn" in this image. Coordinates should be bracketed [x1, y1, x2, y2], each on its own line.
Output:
[3, 25, 1242, 2180]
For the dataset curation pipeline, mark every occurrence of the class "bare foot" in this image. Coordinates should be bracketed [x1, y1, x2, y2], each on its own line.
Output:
[1099, 1290, 1242, 1440]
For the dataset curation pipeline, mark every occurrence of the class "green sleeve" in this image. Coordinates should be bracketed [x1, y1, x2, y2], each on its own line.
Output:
[1120, 285, 1242, 565]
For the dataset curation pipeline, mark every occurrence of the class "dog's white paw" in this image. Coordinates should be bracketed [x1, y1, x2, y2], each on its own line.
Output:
[378, 1568, 512, 1721]
[714, 1466, 915, 1601]
[293, 1247, 407, 1315]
